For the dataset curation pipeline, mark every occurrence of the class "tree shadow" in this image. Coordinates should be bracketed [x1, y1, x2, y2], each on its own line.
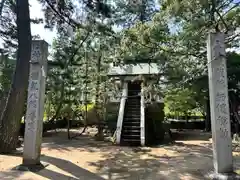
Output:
[87, 144, 213, 180]
[6, 154, 104, 180]
[35, 155, 104, 180]
[42, 130, 121, 153]
[3, 129, 240, 180]
[42, 129, 213, 154]
[163, 142, 213, 157]
[0, 171, 23, 180]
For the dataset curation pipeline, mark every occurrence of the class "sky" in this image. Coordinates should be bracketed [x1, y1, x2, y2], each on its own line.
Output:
[30, 0, 56, 45]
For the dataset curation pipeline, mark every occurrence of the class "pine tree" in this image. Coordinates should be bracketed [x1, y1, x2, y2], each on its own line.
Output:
[0, 0, 31, 153]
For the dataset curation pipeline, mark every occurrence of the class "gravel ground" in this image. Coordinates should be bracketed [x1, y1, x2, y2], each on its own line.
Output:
[1, 129, 240, 180]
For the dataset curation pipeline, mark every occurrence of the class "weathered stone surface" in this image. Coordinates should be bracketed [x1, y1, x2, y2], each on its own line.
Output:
[22, 40, 48, 166]
[207, 33, 233, 173]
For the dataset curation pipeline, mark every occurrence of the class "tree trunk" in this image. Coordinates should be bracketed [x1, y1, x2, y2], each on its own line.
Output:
[95, 53, 103, 140]
[0, 0, 31, 153]
[139, 0, 146, 22]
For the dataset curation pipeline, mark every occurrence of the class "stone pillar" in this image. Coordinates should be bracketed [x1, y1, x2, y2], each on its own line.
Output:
[207, 33, 233, 174]
[23, 40, 48, 166]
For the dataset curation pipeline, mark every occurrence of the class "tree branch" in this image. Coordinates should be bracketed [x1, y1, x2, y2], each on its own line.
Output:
[44, 0, 85, 29]
[0, 0, 6, 17]
[222, 2, 240, 17]
[226, 32, 240, 43]
[217, 0, 234, 11]
[215, 8, 229, 32]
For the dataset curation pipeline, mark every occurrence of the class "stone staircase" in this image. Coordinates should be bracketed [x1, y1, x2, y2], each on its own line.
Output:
[120, 82, 141, 146]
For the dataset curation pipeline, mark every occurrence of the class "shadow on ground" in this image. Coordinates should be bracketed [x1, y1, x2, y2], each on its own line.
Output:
[2, 130, 240, 180]
[87, 142, 215, 180]
[3, 154, 104, 180]
[41, 129, 122, 153]
[37, 155, 104, 180]
[0, 171, 24, 180]
[41, 129, 212, 153]
[1, 143, 212, 180]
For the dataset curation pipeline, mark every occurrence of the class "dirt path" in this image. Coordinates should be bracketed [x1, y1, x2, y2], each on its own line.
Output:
[1, 129, 240, 180]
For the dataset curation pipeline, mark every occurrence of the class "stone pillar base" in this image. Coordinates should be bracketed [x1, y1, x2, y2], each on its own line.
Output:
[205, 171, 240, 180]
[13, 162, 48, 172]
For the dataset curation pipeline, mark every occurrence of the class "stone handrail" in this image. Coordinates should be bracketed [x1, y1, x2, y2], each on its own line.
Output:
[140, 84, 145, 146]
[116, 82, 128, 144]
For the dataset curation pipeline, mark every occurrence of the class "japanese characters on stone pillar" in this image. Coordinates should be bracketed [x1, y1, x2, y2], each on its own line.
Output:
[207, 33, 233, 173]
[23, 40, 48, 166]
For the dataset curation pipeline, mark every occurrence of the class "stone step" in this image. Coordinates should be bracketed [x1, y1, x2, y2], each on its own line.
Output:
[121, 140, 141, 146]
[124, 113, 140, 116]
[123, 126, 140, 129]
[125, 112, 140, 114]
[123, 129, 140, 134]
[123, 119, 140, 123]
[125, 111, 140, 113]
[122, 135, 140, 139]
[126, 106, 140, 108]
[124, 119, 140, 122]
[124, 118, 140, 121]
[126, 107, 140, 109]
[127, 98, 140, 100]
[121, 139, 141, 143]
[127, 105, 140, 107]
[125, 112, 140, 115]
[126, 106, 139, 108]
[124, 116, 140, 119]
[127, 100, 140, 102]
[123, 121, 140, 125]
[122, 132, 140, 135]
[123, 118, 140, 121]
[126, 109, 140, 111]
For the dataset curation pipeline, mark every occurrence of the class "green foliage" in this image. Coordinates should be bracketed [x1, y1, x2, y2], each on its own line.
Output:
[164, 52, 240, 116]
[114, 15, 170, 65]
[0, 56, 14, 92]
[114, 0, 157, 27]
[78, 103, 95, 111]
[164, 88, 197, 116]
[45, 21, 117, 123]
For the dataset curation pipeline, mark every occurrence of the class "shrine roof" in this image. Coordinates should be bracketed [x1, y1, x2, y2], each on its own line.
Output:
[108, 63, 160, 76]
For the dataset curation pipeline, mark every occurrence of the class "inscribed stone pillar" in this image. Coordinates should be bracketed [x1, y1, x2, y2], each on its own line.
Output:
[23, 40, 48, 165]
[207, 32, 233, 173]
